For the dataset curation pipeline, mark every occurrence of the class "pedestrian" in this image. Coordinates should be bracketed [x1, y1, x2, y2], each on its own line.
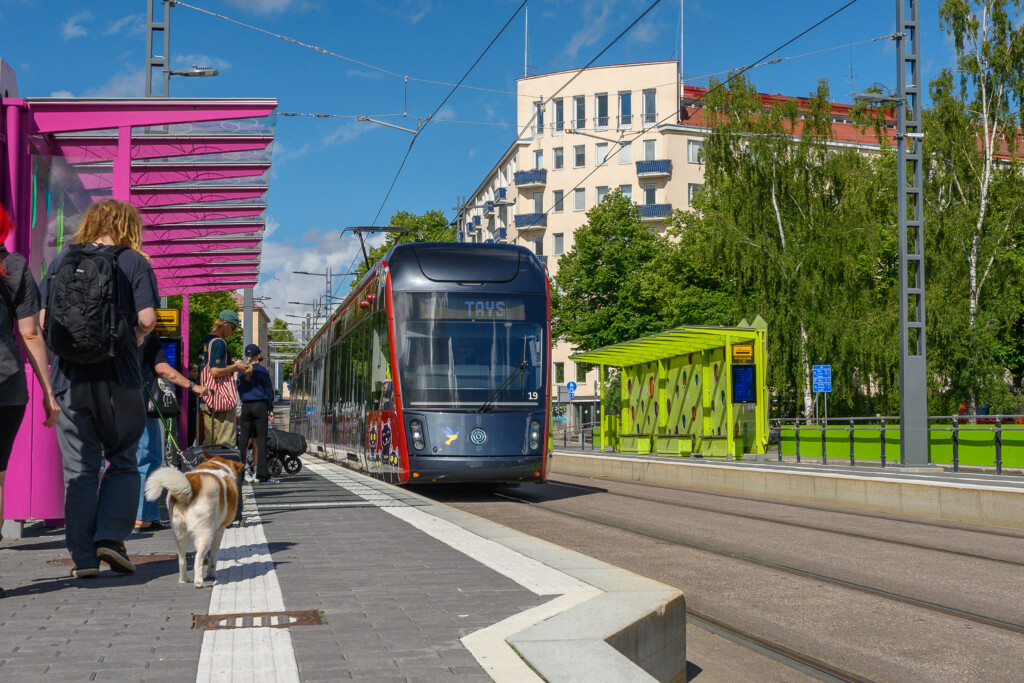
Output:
[199, 311, 247, 447]
[0, 203, 60, 598]
[40, 199, 159, 578]
[187, 363, 200, 446]
[237, 344, 276, 483]
[135, 333, 209, 531]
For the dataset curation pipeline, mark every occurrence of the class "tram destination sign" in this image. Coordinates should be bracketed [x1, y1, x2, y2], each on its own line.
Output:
[418, 297, 526, 321]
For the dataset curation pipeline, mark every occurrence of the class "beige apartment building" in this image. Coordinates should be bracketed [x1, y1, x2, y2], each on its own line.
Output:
[457, 60, 888, 429]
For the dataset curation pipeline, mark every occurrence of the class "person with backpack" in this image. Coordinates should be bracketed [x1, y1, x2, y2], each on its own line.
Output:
[199, 311, 248, 447]
[135, 333, 209, 532]
[0, 203, 60, 599]
[40, 199, 159, 578]
[236, 344, 276, 484]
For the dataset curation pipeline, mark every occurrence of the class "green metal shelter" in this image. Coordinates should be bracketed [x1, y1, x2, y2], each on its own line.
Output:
[570, 318, 769, 459]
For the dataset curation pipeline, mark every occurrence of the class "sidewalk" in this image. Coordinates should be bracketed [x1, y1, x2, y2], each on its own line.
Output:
[0, 456, 685, 682]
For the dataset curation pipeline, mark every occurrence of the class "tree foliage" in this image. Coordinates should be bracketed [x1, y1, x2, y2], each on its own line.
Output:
[348, 209, 455, 290]
[168, 291, 242, 366]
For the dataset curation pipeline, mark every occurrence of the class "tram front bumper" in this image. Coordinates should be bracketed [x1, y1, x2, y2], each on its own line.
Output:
[407, 455, 545, 483]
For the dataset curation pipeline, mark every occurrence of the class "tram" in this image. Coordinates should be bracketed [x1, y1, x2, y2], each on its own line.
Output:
[289, 242, 551, 484]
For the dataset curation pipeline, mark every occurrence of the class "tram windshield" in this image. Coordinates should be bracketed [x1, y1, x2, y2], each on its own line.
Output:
[394, 292, 547, 410]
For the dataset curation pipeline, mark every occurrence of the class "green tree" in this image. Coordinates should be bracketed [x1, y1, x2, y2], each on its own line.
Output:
[267, 317, 301, 379]
[168, 291, 242, 366]
[692, 77, 898, 416]
[348, 209, 455, 290]
[922, 0, 1024, 414]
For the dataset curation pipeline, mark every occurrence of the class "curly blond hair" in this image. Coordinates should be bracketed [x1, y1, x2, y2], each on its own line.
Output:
[74, 199, 148, 258]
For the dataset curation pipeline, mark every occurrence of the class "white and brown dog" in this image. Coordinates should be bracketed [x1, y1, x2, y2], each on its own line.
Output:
[144, 455, 245, 588]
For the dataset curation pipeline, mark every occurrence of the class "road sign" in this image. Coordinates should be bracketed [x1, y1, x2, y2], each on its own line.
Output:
[568, 392, 575, 399]
[566, 381, 578, 392]
[812, 365, 832, 393]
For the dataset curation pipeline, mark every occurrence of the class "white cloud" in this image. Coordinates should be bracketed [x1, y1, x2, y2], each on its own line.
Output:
[62, 10, 92, 40]
[104, 14, 145, 37]
[49, 90, 74, 98]
[347, 68, 384, 79]
[225, 0, 297, 15]
[322, 120, 370, 146]
[84, 66, 145, 98]
[173, 54, 232, 71]
[435, 105, 457, 121]
[628, 20, 658, 45]
[565, 0, 615, 60]
[409, 1, 433, 24]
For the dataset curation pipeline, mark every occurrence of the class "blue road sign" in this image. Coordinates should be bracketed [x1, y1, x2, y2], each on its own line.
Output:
[568, 392, 575, 399]
[566, 381, 578, 392]
[812, 365, 832, 393]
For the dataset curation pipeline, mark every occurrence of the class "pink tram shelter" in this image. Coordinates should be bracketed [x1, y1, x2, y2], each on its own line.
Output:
[1, 64, 277, 532]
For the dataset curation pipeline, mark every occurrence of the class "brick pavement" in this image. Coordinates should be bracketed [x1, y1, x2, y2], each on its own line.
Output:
[0, 463, 550, 682]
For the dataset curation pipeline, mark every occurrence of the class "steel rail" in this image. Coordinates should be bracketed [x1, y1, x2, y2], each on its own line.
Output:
[492, 492, 1024, 636]
[545, 479, 1024, 567]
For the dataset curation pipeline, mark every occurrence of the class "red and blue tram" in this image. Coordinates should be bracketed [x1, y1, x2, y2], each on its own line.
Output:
[289, 242, 551, 484]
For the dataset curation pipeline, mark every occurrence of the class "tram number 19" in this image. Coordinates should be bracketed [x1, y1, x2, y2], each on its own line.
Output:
[528, 391, 538, 400]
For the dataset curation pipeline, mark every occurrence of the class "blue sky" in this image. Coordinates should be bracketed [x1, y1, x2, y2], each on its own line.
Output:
[0, 0, 955, 328]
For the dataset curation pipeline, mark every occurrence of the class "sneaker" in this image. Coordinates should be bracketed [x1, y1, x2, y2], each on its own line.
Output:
[71, 566, 99, 579]
[96, 541, 136, 574]
[257, 478, 279, 485]
[0, 586, 5, 598]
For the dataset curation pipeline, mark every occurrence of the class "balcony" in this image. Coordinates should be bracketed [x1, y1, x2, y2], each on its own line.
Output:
[472, 215, 482, 227]
[515, 213, 547, 229]
[636, 160, 672, 177]
[514, 169, 547, 188]
[483, 200, 494, 217]
[496, 187, 507, 200]
[638, 203, 672, 221]
[496, 227, 508, 240]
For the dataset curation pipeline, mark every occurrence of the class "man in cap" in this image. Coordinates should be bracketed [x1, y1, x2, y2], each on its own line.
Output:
[237, 343, 276, 483]
[199, 310, 248, 447]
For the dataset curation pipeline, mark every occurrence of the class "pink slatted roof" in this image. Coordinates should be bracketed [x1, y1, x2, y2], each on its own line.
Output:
[19, 98, 276, 296]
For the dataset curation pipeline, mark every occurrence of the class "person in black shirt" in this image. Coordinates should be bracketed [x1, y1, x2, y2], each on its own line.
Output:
[236, 344, 275, 483]
[135, 334, 209, 531]
[40, 200, 159, 578]
[0, 203, 59, 599]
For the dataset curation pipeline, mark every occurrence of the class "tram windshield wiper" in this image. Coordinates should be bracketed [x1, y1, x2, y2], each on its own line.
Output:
[477, 359, 528, 413]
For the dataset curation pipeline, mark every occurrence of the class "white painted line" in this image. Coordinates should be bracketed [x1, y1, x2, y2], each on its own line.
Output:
[461, 592, 602, 683]
[196, 484, 300, 683]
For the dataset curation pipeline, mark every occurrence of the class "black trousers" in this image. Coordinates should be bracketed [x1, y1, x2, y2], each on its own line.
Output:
[237, 401, 270, 480]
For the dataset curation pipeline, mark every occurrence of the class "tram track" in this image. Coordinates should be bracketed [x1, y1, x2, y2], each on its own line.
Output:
[492, 491, 1024, 637]
[545, 478, 1024, 567]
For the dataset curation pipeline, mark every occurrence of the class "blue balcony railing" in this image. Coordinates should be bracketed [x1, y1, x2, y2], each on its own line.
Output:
[472, 215, 481, 227]
[638, 203, 672, 220]
[497, 227, 508, 240]
[514, 169, 547, 186]
[635, 159, 672, 176]
[484, 200, 494, 216]
[515, 213, 547, 228]
[496, 187, 507, 200]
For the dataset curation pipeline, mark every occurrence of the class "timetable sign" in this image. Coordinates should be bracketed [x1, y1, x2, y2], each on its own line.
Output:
[155, 308, 181, 336]
[812, 365, 832, 393]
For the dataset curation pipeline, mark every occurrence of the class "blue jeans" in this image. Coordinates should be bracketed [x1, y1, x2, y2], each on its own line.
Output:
[136, 418, 164, 522]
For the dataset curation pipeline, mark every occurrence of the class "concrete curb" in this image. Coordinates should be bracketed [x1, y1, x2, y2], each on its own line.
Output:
[551, 451, 1024, 531]
[367, 476, 688, 682]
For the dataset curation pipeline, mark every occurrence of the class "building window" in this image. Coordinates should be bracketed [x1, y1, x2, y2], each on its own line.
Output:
[533, 191, 543, 214]
[619, 92, 632, 127]
[619, 184, 632, 201]
[596, 186, 609, 204]
[643, 139, 656, 161]
[688, 139, 703, 164]
[644, 184, 656, 205]
[573, 144, 585, 168]
[554, 232, 565, 255]
[553, 190, 564, 213]
[642, 89, 657, 124]
[533, 102, 545, 136]
[574, 188, 586, 211]
[595, 142, 609, 166]
[688, 183, 703, 205]
[595, 93, 609, 128]
[574, 96, 585, 128]
[554, 362, 565, 384]
[553, 98, 564, 133]
[533, 235, 544, 256]
[553, 147, 564, 170]
[534, 149, 544, 170]
[620, 141, 633, 164]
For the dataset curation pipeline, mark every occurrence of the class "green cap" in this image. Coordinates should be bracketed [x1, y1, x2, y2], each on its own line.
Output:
[219, 309, 243, 331]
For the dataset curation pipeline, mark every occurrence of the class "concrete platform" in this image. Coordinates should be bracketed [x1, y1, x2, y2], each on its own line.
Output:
[551, 450, 1024, 531]
[0, 456, 686, 682]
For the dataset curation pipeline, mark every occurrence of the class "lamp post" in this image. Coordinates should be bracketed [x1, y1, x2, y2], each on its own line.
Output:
[145, 0, 220, 98]
[855, 0, 927, 467]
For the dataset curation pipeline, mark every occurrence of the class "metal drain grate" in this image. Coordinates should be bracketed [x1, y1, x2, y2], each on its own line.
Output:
[193, 610, 326, 630]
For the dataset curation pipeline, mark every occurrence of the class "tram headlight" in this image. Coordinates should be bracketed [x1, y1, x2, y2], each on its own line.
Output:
[529, 419, 542, 451]
[410, 419, 425, 451]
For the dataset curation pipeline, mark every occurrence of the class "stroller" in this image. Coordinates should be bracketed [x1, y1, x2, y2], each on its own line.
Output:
[236, 420, 307, 480]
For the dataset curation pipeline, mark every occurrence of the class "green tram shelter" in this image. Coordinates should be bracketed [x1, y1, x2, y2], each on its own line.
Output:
[571, 318, 769, 459]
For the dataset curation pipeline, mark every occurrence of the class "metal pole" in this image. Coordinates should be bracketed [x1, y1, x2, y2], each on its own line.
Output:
[145, 0, 172, 97]
[243, 288, 253, 349]
[897, 0, 929, 466]
[952, 416, 959, 473]
[995, 417, 1002, 475]
[849, 419, 855, 466]
[795, 420, 801, 463]
[821, 418, 827, 465]
[880, 418, 887, 468]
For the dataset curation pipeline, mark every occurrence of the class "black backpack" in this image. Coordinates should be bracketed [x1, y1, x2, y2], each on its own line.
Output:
[44, 245, 134, 364]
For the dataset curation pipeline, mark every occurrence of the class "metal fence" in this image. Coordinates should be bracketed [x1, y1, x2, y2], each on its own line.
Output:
[771, 415, 1024, 474]
[551, 421, 602, 451]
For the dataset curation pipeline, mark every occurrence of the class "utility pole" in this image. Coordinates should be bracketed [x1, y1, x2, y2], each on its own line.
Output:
[896, 0, 928, 466]
[145, 0, 171, 98]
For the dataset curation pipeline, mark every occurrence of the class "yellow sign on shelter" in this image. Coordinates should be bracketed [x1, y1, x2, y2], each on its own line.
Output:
[731, 344, 754, 363]
[154, 308, 181, 336]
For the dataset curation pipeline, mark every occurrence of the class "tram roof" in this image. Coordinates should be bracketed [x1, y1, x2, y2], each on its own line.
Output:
[570, 319, 766, 367]
[13, 97, 277, 296]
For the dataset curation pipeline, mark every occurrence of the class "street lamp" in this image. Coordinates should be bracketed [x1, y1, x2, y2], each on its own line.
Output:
[145, 2, 220, 97]
[168, 65, 219, 78]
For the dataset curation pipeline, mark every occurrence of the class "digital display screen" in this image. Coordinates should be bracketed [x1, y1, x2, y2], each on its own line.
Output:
[160, 338, 181, 370]
[418, 297, 527, 321]
[732, 365, 755, 403]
